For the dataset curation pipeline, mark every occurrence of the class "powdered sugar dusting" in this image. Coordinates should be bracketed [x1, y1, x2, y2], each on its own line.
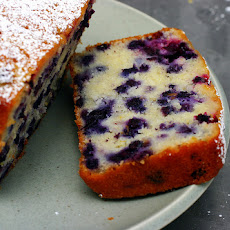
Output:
[0, 0, 88, 101]
[217, 108, 226, 164]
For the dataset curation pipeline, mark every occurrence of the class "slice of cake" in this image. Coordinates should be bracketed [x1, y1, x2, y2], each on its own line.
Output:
[69, 28, 226, 199]
[0, 0, 95, 181]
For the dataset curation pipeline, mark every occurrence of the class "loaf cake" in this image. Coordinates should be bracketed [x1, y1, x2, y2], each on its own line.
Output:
[69, 28, 226, 199]
[0, 0, 95, 181]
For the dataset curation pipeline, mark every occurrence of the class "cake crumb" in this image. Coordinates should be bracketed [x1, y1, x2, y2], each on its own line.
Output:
[108, 217, 114, 221]
[140, 160, 145, 164]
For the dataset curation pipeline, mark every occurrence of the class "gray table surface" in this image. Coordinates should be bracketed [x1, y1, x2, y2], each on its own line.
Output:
[116, 0, 230, 229]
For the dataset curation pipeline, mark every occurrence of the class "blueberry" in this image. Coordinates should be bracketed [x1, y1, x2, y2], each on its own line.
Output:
[18, 137, 25, 153]
[14, 102, 26, 119]
[85, 158, 99, 170]
[180, 103, 193, 112]
[27, 118, 36, 136]
[161, 105, 175, 116]
[75, 97, 84, 108]
[34, 77, 42, 96]
[128, 40, 145, 50]
[81, 55, 94, 66]
[159, 123, 175, 130]
[195, 113, 218, 124]
[126, 97, 146, 113]
[107, 140, 143, 163]
[107, 140, 152, 163]
[115, 79, 141, 94]
[139, 64, 149, 72]
[8, 124, 14, 134]
[115, 84, 128, 94]
[192, 75, 209, 84]
[121, 65, 138, 77]
[83, 143, 95, 158]
[96, 43, 110, 51]
[167, 63, 183, 73]
[177, 91, 191, 98]
[177, 124, 195, 134]
[123, 117, 148, 138]
[73, 71, 91, 91]
[157, 98, 169, 106]
[33, 91, 44, 109]
[81, 100, 114, 135]
[145, 40, 197, 67]
[0, 145, 9, 162]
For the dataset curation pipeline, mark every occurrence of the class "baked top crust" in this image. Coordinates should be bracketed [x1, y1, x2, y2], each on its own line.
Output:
[70, 28, 226, 198]
[0, 0, 90, 141]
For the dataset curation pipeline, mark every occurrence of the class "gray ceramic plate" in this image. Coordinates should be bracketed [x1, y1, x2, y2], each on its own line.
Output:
[0, 0, 229, 229]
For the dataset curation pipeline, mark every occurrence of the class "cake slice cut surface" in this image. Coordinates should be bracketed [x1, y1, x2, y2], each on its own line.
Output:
[69, 28, 226, 199]
[0, 0, 95, 181]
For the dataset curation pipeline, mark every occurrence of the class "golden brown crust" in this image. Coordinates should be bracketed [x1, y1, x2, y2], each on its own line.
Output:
[79, 135, 224, 199]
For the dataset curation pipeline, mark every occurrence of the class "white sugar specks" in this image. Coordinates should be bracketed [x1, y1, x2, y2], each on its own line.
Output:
[0, 0, 88, 101]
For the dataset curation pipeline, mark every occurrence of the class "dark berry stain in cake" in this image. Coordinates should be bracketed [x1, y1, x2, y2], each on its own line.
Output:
[75, 96, 84, 108]
[192, 74, 210, 84]
[128, 40, 145, 50]
[121, 64, 150, 77]
[0, 144, 9, 162]
[115, 79, 141, 94]
[161, 106, 176, 116]
[126, 97, 146, 113]
[157, 86, 203, 116]
[96, 43, 111, 51]
[74, 66, 107, 91]
[147, 171, 164, 184]
[74, 71, 91, 91]
[167, 63, 183, 73]
[122, 117, 148, 138]
[176, 124, 196, 134]
[107, 140, 152, 163]
[85, 158, 99, 170]
[121, 65, 138, 77]
[27, 118, 36, 136]
[33, 90, 44, 109]
[195, 113, 218, 124]
[191, 168, 206, 180]
[159, 122, 176, 130]
[83, 143, 99, 170]
[83, 143, 95, 158]
[81, 54, 94, 66]
[81, 100, 114, 135]
[139, 64, 150, 72]
[128, 36, 197, 71]
[14, 102, 26, 119]
[18, 137, 25, 153]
